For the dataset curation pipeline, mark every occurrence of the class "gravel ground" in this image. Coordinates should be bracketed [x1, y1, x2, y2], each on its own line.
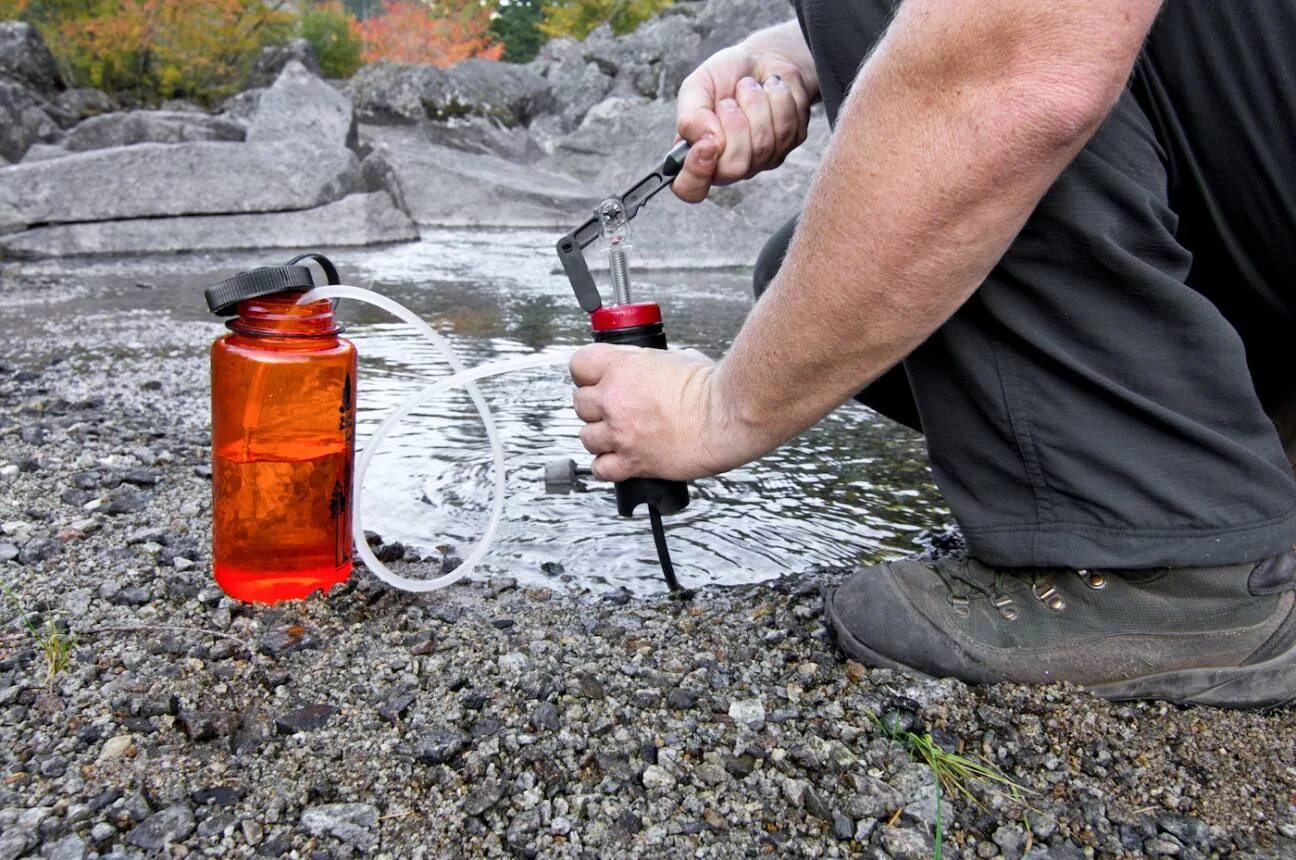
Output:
[1, 271, 1295, 859]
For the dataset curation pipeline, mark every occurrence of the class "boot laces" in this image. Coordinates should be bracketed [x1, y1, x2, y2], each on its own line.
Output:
[934, 560, 1071, 620]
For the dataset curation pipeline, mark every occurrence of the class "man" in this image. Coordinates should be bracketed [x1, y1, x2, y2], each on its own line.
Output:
[568, 0, 1296, 708]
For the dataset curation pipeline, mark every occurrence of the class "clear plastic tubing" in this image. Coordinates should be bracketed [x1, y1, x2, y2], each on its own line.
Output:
[300, 285, 575, 592]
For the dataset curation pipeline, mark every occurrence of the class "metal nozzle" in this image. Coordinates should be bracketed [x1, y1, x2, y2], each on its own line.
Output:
[597, 197, 632, 306]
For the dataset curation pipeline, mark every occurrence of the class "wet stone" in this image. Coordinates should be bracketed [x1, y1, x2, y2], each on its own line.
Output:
[415, 727, 468, 765]
[126, 804, 196, 852]
[274, 703, 339, 734]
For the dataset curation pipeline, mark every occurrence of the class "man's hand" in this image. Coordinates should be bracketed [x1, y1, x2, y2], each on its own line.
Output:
[569, 343, 769, 482]
[673, 21, 819, 203]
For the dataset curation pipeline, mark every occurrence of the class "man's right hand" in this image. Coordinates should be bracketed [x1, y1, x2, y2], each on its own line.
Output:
[673, 23, 819, 203]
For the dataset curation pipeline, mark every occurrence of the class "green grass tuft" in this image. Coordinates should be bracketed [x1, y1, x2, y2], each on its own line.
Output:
[1, 576, 75, 687]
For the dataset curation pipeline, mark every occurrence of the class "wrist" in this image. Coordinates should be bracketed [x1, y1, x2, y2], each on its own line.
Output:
[706, 357, 782, 469]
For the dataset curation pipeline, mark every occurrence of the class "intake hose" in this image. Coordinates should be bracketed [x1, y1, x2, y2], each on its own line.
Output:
[300, 285, 575, 592]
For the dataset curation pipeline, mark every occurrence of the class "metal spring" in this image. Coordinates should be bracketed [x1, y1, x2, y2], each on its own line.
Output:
[609, 245, 632, 306]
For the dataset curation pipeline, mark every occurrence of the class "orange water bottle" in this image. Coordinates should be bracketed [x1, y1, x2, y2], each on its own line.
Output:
[204, 254, 356, 603]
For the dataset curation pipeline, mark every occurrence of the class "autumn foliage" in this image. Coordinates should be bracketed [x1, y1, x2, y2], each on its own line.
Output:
[354, 0, 503, 67]
[20, 0, 292, 103]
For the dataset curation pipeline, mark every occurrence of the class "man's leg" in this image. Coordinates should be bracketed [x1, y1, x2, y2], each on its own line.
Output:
[796, 0, 1296, 704]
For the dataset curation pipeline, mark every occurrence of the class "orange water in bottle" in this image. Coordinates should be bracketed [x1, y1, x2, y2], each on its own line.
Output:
[210, 294, 357, 602]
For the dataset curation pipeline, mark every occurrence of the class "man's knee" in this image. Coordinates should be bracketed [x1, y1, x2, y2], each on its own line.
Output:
[753, 216, 798, 301]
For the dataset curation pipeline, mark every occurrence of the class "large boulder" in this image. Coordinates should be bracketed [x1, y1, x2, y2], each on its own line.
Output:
[541, 97, 678, 186]
[581, 16, 703, 100]
[247, 61, 356, 148]
[348, 60, 553, 127]
[694, 0, 795, 41]
[417, 116, 542, 162]
[248, 37, 321, 89]
[527, 39, 613, 133]
[0, 78, 62, 162]
[52, 87, 116, 126]
[0, 191, 417, 258]
[0, 22, 62, 95]
[64, 110, 245, 152]
[0, 139, 362, 233]
[365, 124, 593, 227]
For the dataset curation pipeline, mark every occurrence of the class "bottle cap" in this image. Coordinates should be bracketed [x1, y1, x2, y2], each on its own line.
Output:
[204, 265, 317, 317]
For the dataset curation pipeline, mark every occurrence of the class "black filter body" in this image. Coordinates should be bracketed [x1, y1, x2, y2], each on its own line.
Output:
[592, 319, 690, 518]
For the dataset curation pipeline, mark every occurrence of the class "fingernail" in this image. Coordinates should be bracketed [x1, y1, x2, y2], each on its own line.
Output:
[719, 98, 740, 113]
[739, 76, 760, 91]
[763, 73, 784, 90]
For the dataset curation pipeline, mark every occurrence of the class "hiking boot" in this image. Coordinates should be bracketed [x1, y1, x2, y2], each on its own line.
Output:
[824, 551, 1296, 709]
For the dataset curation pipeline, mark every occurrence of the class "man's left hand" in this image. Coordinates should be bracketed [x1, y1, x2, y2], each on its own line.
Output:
[569, 343, 763, 482]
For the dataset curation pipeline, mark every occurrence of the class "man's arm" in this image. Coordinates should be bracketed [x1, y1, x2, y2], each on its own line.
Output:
[571, 0, 1163, 483]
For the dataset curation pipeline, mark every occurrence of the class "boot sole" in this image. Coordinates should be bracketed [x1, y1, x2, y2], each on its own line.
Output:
[825, 587, 1296, 711]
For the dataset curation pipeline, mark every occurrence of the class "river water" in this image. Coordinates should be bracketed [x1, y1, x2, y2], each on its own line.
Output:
[5, 228, 950, 594]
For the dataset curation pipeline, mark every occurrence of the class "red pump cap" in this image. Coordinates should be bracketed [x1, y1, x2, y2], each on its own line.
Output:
[590, 302, 662, 332]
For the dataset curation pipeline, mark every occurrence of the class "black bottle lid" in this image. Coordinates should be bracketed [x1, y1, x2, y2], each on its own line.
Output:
[204, 253, 341, 317]
[204, 265, 315, 317]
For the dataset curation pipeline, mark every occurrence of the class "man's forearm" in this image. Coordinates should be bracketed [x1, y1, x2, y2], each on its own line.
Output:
[713, 0, 1161, 451]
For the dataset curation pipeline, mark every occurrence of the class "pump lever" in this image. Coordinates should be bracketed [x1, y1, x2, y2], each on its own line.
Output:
[557, 140, 691, 312]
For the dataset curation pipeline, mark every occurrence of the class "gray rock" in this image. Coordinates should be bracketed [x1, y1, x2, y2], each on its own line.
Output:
[178, 709, 240, 741]
[0, 542, 19, 562]
[259, 624, 322, 658]
[88, 822, 115, 847]
[529, 701, 560, 731]
[111, 586, 151, 607]
[642, 764, 676, 789]
[417, 115, 542, 162]
[1158, 814, 1208, 846]
[0, 191, 416, 258]
[247, 61, 356, 149]
[0, 830, 35, 860]
[45, 834, 85, 860]
[274, 703, 339, 734]
[845, 773, 903, 820]
[0, 139, 362, 233]
[126, 804, 196, 851]
[300, 803, 379, 852]
[367, 124, 591, 227]
[505, 806, 542, 846]
[19, 142, 66, 162]
[249, 37, 320, 89]
[0, 77, 62, 163]
[415, 727, 468, 764]
[832, 811, 853, 841]
[727, 697, 765, 728]
[16, 538, 59, 564]
[52, 87, 115, 125]
[879, 825, 934, 860]
[360, 151, 410, 217]
[219, 88, 263, 124]
[462, 779, 504, 815]
[104, 488, 148, 514]
[64, 110, 245, 152]
[348, 60, 552, 127]
[529, 38, 613, 132]
[694, 0, 794, 42]
[0, 22, 62, 95]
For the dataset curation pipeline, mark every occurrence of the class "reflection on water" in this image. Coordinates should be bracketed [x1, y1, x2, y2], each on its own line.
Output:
[328, 229, 949, 594]
[4, 228, 951, 594]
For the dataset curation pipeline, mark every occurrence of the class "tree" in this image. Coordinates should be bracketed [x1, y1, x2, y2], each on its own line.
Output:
[539, 0, 671, 40]
[301, 1, 364, 77]
[489, 0, 543, 63]
[356, 0, 502, 67]
[45, 0, 293, 103]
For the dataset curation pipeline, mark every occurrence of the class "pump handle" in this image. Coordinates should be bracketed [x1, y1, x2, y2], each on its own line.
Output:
[557, 140, 691, 313]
